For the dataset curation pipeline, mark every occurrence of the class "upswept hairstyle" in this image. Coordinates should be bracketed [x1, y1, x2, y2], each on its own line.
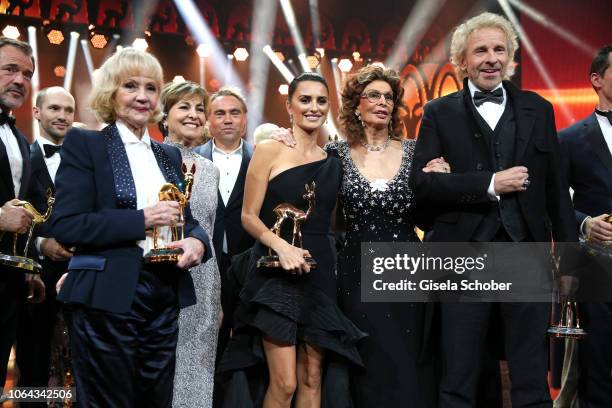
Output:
[159, 80, 209, 136]
[449, 12, 519, 81]
[287, 72, 329, 102]
[339, 64, 405, 144]
[89, 47, 164, 124]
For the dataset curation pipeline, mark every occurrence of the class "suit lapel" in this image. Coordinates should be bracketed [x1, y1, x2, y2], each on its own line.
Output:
[0, 128, 14, 199]
[505, 81, 536, 164]
[104, 123, 138, 210]
[151, 141, 181, 187]
[460, 86, 493, 170]
[31, 141, 55, 194]
[585, 113, 612, 175]
[200, 141, 213, 161]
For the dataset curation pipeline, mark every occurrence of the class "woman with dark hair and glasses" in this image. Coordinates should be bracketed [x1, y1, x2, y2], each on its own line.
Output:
[218, 72, 365, 408]
[275, 65, 447, 407]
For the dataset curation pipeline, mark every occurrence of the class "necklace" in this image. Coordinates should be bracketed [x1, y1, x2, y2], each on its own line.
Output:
[361, 134, 391, 152]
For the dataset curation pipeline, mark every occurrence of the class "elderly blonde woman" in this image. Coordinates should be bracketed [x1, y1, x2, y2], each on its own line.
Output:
[52, 48, 211, 407]
[158, 80, 220, 408]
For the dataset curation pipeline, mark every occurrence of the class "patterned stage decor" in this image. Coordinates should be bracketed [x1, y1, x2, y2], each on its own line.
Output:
[400, 62, 461, 139]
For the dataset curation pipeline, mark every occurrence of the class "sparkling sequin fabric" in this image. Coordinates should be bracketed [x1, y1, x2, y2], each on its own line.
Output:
[325, 139, 433, 408]
[167, 142, 221, 408]
[326, 139, 418, 244]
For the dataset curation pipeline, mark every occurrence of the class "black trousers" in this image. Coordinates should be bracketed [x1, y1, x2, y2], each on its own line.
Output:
[439, 302, 552, 408]
[0, 279, 20, 390]
[69, 267, 179, 408]
[578, 302, 612, 408]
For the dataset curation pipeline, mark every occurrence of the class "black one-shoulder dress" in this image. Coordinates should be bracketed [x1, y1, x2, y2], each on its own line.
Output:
[218, 156, 366, 407]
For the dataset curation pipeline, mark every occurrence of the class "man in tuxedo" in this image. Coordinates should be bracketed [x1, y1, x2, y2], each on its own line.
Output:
[193, 87, 254, 351]
[410, 12, 577, 408]
[15, 87, 74, 401]
[0, 37, 45, 397]
[559, 44, 612, 408]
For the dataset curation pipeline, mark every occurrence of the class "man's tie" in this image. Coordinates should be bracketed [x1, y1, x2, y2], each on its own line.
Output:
[0, 111, 16, 127]
[595, 108, 612, 125]
[473, 88, 504, 107]
[43, 144, 62, 158]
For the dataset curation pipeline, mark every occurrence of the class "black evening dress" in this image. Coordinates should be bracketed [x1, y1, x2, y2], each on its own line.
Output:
[326, 139, 436, 408]
[217, 155, 366, 408]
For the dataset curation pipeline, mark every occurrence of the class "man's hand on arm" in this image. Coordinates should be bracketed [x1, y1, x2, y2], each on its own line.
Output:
[493, 166, 529, 195]
[584, 214, 612, 243]
[167, 237, 205, 269]
[40, 237, 73, 262]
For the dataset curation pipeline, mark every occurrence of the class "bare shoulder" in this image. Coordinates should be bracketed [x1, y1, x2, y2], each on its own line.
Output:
[253, 139, 292, 158]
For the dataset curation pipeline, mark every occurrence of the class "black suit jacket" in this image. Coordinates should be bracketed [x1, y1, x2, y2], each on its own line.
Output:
[559, 113, 612, 230]
[52, 124, 211, 314]
[27, 141, 68, 290]
[194, 139, 254, 258]
[410, 80, 577, 244]
[0, 123, 31, 253]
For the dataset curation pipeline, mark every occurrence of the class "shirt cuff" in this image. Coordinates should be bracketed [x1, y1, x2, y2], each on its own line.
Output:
[579, 216, 591, 238]
[487, 174, 500, 201]
[36, 237, 45, 260]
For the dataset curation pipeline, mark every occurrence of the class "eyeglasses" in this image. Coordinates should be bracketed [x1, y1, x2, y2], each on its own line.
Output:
[360, 90, 394, 104]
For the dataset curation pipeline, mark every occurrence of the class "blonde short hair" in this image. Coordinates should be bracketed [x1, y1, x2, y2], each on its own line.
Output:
[450, 12, 519, 81]
[89, 47, 164, 124]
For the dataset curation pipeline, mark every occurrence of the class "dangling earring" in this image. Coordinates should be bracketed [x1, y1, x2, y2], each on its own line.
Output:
[289, 113, 294, 126]
[388, 120, 393, 136]
[355, 111, 365, 128]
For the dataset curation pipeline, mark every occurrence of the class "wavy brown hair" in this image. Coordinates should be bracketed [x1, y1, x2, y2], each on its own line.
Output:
[339, 65, 405, 144]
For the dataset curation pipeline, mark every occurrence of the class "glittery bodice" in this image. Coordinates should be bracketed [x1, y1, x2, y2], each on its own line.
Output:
[325, 139, 418, 244]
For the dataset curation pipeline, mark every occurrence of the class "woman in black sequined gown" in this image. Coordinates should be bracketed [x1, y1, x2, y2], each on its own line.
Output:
[218, 73, 365, 408]
[325, 66, 447, 408]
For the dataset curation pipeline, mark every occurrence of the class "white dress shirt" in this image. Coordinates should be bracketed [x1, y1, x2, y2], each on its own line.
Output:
[36, 137, 62, 182]
[116, 121, 170, 254]
[0, 110, 23, 198]
[468, 80, 508, 200]
[211, 139, 243, 253]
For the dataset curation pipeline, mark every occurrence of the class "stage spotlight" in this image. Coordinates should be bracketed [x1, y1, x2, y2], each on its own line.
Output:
[90, 33, 107, 49]
[352, 51, 361, 62]
[132, 38, 148, 52]
[275, 51, 285, 62]
[173, 75, 186, 83]
[197, 43, 211, 58]
[278, 84, 289, 95]
[88, 24, 95, 30]
[233, 47, 249, 61]
[338, 58, 353, 73]
[47, 29, 64, 45]
[307, 55, 320, 69]
[2, 25, 20, 39]
[54, 65, 66, 78]
[263, 44, 294, 83]
[315, 48, 325, 57]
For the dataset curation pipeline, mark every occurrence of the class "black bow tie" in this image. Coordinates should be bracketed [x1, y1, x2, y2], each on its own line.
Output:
[0, 111, 15, 127]
[43, 144, 62, 158]
[595, 109, 612, 125]
[473, 88, 504, 107]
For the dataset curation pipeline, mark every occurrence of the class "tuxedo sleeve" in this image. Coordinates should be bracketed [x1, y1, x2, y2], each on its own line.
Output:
[51, 129, 146, 247]
[410, 102, 493, 206]
[558, 128, 588, 233]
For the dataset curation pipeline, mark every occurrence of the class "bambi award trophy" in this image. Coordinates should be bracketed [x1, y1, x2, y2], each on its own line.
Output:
[257, 181, 317, 270]
[0, 189, 55, 274]
[144, 163, 196, 264]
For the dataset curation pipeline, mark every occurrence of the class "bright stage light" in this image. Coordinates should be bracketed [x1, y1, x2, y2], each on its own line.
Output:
[315, 47, 325, 57]
[54, 65, 66, 77]
[90, 33, 107, 49]
[233, 47, 249, 61]
[278, 84, 289, 95]
[352, 51, 361, 62]
[2, 25, 20, 39]
[47, 29, 64, 45]
[307, 55, 320, 69]
[275, 51, 285, 62]
[197, 43, 211, 58]
[338, 58, 353, 73]
[173, 75, 186, 83]
[132, 38, 148, 52]
[263, 44, 295, 83]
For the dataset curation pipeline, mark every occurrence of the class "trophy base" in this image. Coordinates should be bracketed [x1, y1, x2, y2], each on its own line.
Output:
[257, 255, 317, 269]
[0, 253, 42, 274]
[547, 325, 587, 340]
[143, 247, 184, 264]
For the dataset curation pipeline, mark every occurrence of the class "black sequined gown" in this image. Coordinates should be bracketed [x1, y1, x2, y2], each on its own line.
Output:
[326, 140, 436, 408]
[218, 156, 366, 407]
